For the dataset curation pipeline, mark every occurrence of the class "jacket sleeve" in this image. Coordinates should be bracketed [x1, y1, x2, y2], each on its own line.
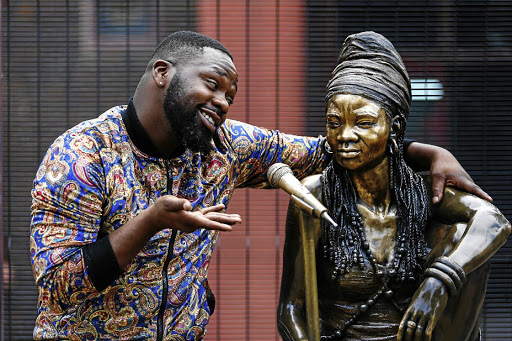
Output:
[221, 120, 330, 189]
[30, 130, 117, 313]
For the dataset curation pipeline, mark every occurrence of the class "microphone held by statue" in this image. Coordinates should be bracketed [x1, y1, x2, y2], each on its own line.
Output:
[267, 163, 337, 227]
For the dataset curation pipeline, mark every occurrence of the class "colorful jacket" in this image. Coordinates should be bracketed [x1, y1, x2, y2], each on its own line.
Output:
[30, 103, 327, 340]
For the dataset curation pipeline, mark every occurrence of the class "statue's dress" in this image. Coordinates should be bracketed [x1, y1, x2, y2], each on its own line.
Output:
[316, 251, 419, 341]
[316, 236, 487, 341]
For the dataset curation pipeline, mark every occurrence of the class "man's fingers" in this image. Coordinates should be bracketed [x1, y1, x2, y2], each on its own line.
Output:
[179, 216, 233, 233]
[205, 212, 243, 225]
[159, 200, 243, 233]
[200, 204, 226, 214]
[200, 216, 240, 232]
[431, 174, 493, 204]
[205, 222, 234, 232]
[430, 173, 447, 204]
[454, 180, 493, 203]
[162, 196, 192, 211]
[184, 211, 242, 232]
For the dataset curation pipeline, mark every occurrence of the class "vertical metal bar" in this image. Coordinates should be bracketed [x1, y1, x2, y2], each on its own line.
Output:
[37, 0, 41, 160]
[453, 0, 459, 150]
[66, 0, 70, 128]
[216, 0, 221, 40]
[0, 0, 5, 339]
[186, 0, 191, 31]
[244, 0, 251, 339]
[214, 1, 222, 337]
[274, 1, 281, 339]
[125, 0, 130, 97]
[3, 1, 11, 338]
[156, 0, 160, 45]
[300, 217, 320, 341]
[96, 0, 101, 114]
[424, 0, 429, 135]
[481, 1, 489, 338]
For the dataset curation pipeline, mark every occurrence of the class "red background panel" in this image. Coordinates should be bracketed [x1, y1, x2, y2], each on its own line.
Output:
[198, 1, 306, 339]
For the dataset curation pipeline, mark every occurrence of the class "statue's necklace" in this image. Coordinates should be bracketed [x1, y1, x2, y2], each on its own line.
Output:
[322, 210, 408, 340]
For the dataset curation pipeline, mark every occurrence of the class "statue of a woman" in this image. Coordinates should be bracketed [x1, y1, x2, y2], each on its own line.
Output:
[277, 31, 511, 341]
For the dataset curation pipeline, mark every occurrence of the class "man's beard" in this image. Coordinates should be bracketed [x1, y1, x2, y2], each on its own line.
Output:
[163, 73, 215, 155]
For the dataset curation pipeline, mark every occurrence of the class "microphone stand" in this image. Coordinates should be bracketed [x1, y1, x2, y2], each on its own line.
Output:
[297, 200, 321, 341]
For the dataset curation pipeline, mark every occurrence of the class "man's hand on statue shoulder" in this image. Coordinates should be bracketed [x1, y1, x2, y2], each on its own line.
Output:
[407, 142, 492, 204]
[429, 147, 492, 204]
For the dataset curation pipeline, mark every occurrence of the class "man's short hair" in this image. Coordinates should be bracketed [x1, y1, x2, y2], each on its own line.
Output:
[150, 31, 233, 68]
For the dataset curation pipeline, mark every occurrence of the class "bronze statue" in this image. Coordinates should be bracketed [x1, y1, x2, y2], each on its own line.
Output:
[277, 31, 511, 341]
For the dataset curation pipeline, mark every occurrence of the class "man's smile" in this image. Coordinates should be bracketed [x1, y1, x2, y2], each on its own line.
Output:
[199, 106, 221, 131]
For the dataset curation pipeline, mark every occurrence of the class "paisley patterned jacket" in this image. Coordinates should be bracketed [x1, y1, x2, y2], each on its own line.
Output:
[30, 103, 327, 340]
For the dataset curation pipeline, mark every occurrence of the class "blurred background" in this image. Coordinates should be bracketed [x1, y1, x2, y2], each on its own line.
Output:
[1, 0, 511, 340]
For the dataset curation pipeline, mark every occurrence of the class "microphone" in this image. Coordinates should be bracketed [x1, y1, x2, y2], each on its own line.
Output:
[267, 163, 337, 227]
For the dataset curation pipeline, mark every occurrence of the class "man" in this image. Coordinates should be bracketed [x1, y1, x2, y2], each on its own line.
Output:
[30, 31, 490, 340]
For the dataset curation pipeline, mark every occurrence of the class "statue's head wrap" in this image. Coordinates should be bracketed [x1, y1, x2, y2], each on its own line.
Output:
[326, 31, 411, 135]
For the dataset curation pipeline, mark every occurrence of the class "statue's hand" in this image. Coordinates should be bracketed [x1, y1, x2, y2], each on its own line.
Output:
[397, 277, 448, 341]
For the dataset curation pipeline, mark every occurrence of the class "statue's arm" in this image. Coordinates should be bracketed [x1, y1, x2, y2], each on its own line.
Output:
[398, 180, 511, 341]
[277, 176, 323, 341]
[429, 184, 510, 273]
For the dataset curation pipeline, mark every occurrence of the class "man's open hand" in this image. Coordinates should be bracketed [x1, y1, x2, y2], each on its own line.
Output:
[148, 196, 242, 233]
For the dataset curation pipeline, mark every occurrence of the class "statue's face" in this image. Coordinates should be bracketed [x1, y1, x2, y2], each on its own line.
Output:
[326, 94, 391, 171]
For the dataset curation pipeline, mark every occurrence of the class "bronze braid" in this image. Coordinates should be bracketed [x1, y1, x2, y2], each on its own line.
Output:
[320, 144, 430, 283]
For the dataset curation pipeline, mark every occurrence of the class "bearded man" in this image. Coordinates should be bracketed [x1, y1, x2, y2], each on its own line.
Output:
[30, 31, 490, 340]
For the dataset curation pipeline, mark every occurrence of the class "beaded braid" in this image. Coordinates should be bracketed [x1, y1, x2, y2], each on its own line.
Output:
[388, 125, 430, 282]
[321, 135, 430, 283]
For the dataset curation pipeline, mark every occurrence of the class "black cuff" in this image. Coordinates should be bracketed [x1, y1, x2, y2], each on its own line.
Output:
[83, 235, 123, 292]
[403, 138, 415, 155]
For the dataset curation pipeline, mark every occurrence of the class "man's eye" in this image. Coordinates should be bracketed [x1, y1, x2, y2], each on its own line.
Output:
[207, 80, 218, 90]
[327, 121, 340, 128]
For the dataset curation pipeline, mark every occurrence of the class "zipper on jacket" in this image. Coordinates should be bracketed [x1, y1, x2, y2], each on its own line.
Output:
[156, 162, 178, 341]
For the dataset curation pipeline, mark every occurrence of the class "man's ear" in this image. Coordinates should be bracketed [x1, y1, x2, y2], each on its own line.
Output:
[152, 60, 176, 88]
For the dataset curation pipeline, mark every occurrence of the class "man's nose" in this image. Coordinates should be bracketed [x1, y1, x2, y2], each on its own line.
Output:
[212, 95, 229, 116]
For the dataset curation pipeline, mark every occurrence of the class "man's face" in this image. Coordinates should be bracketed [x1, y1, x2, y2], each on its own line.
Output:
[163, 72, 214, 154]
[163, 48, 238, 155]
